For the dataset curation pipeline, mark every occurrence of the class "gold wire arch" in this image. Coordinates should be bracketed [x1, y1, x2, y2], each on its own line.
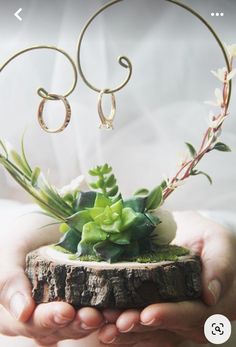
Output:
[0, 0, 232, 132]
[77, 0, 232, 108]
[0, 45, 78, 101]
[0, 45, 78, 132]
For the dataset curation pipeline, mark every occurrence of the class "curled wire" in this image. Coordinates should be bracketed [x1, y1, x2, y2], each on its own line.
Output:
[166, 0, 232, 107]
[77, 0, 132, 94]
[77, 0, 231, 107]
[0, 45, 78, 101]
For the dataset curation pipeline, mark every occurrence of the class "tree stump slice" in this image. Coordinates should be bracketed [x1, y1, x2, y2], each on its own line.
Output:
[25, 246, 202, 309]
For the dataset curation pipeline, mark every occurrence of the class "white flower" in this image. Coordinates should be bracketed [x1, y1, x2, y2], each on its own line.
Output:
[161, 174, 185, 191]
[58, 175, 89, 196]
[211, 67, 227, 83]
[205, 88, 224, 107]
[170, 180, 185, 190]
[150, 209, 177, 245]
[177, 151, 190, 167]
[211, 67, 236, 83]
[226, 43, 236, 59]
[208, 112, 226, 130]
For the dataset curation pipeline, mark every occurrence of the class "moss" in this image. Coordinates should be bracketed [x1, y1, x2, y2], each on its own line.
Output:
[64, 245, 189, 263]
[51, 245, 73, 254]
[70, 254, 103, 262]
[126, 245, 189, 263]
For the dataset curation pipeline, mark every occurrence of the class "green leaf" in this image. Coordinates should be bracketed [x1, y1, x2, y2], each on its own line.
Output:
[76, 191, 97, 210]
[67, 210, 92, 231]
[56, 228, 81, 253]
[145, 186, 163, 211]
[185, 142, 197, 158]
[110, 199, 123, 216]
[94, 193, 112, 208]
[88, 207, 104, 220]
[133, 188, 149, 196]
[191, 170, 213, 184]
[11, 150, 31, 176]
[93, 240, 124, 262]
[105, 174, 116, 188]
[101, 163, 112, 174]
[198, 171, 213, 184]
[123, 240, 140, 258]
[77, 241, 94, 256]
[110, 230, 131, 244]
[100, 219, 122, 233]
[128, 213, 156, 240]
[89, 182, 98, 189]
[59, 223, 70, 234]
[21, 134, 32, 175]
[88, 164, 120, 198]
[145, 212, 161, 226]
[160, 180, 168, 190]
[213, 142, 231, 152]
[31, 167, 41, 187]
[81, 222, 107, 243]
[89, 168, 99, 176]
[121, 207, 137, 231]
[123, 197, 146, 213]
[107, 185, 119, 197]
[0, 140, 8, 158]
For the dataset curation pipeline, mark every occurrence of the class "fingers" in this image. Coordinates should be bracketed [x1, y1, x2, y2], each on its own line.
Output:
[116, 309, 140, 332]
[103, 309, 122, 323]
[201, 227, 236, 306]
[78, 307, 104, 329]
[0, 302, 104, 344]
[56, 307, 104, 339]
[30, 302, 75, 329]
[35, 335, 59, 346]
[0, 302, 74, 338]
[173, 211, 236, 306]
[0, 267, 35, 322]
[98, 323, 119, 344]
[140, 301, 210, 331]
[0, 212, 62, 323]
[99, 324, 182, 346]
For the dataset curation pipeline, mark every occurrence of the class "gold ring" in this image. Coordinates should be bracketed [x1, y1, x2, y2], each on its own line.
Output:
[37, 94, 71, 133]
[97, 90, 116, 129]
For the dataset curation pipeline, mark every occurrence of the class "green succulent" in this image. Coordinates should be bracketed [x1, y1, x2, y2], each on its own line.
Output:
[0, 141, 164, 263]
[58, 189, 161, 262]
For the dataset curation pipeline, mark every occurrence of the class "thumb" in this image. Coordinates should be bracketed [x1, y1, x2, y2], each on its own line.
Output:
[201, 228, 236, 306]
[0, 248, 35, 322]
[0, 211, 60, 323]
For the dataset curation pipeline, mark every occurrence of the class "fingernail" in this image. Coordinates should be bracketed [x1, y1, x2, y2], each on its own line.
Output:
[141, 318, 161, 326]
[54, 314, 72, 325]
[10, 292, 27, 320]
[208, 279, 222, 305]
[106, 337, 117, 344]
[119, 323, 134, 333]
[80, 322, 95, 330]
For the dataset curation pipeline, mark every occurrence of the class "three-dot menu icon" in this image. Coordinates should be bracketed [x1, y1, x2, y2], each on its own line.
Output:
[211, 12, 224, 17]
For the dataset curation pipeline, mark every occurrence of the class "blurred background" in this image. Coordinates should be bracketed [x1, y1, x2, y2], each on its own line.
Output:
[0, 0, 235, 210]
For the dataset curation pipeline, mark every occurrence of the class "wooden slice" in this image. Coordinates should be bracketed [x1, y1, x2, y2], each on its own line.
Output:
[25, 246, 202, 309]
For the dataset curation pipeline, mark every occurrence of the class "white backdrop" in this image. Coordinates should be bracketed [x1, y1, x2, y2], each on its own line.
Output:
[0, 0, 235, 211]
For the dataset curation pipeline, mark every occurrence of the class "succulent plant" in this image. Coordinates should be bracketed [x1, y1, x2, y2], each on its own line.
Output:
[58, 164, 163, 262]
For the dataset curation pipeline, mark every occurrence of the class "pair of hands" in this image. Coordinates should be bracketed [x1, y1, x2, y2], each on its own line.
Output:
[0, 210, 236, 347]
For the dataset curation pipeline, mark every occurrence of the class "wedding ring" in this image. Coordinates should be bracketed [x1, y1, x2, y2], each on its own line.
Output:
[97, 90, 116, 129]
[38, 94, 71, 133]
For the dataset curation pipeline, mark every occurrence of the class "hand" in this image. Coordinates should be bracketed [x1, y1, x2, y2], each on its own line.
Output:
[98, 211, 236, 346]
[0, 210, 104, 346]
[0, 304, 104, 346]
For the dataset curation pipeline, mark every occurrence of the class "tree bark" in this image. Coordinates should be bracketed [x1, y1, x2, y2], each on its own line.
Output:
[26, 246, 201, 309]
